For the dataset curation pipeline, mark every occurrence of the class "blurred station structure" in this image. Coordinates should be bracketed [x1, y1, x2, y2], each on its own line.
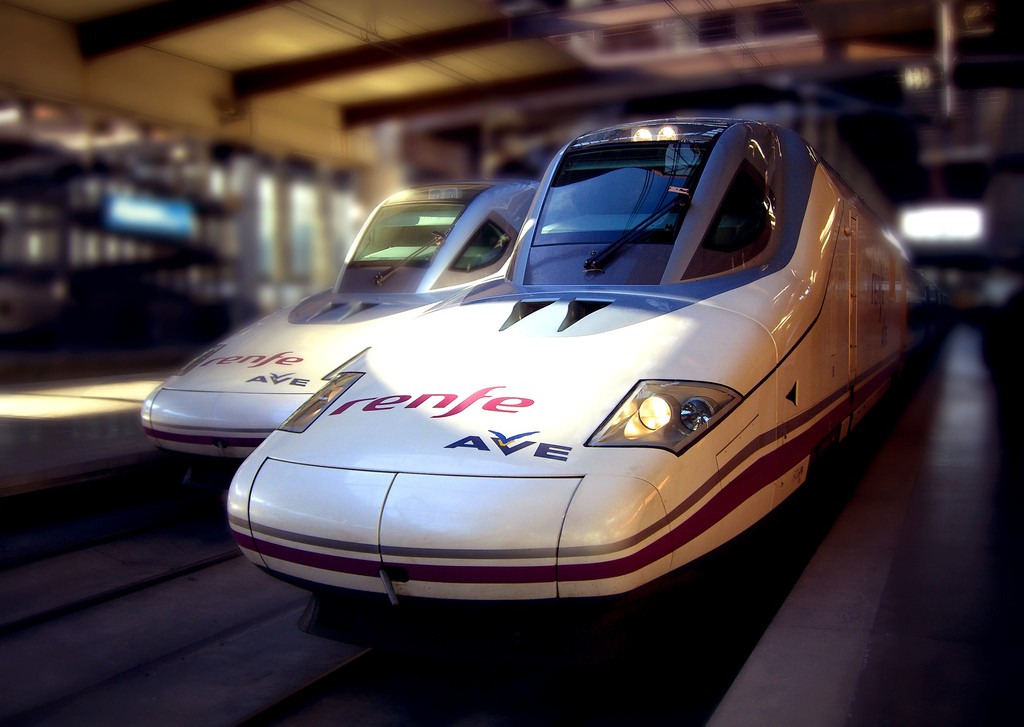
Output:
[0, 0, 1020, 350]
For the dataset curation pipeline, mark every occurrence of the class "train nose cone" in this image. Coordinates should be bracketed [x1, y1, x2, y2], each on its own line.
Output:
[235, 456, 583, 602]
[378, 473, 582, 601]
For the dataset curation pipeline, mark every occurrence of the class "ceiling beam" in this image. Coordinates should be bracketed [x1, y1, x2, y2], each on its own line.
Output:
[233, 10, 590, 99]
[340, 69, 615, 127]
[339, 50, 931, 128]
[77, 0, 290, 59]
[338, 67, 813, 128]
[798, 0, 935, 41]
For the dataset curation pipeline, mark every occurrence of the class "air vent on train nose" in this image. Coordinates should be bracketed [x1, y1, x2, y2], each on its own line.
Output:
[558, 299, 611, 331]
[307, 301, 378, 323]
[500, 300, 555, 331]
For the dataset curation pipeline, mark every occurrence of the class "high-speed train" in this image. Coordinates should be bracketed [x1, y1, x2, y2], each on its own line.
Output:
[227, 119, 940, 627]
[141, 180, 537, 467]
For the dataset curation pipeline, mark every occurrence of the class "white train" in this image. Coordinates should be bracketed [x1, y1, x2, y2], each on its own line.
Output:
[226, 119, 940, 627]
[141, 180, 537, 467]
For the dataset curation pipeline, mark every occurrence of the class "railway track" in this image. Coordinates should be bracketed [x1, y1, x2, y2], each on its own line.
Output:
[0, 471, 241, 639]
[0, 443, 865, 726]
[0, 465, 365, 726]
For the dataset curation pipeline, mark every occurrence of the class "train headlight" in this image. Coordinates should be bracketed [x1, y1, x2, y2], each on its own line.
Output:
[656, 125, 677, 141]
[279, 371, 363, 434]
[631, 125, 678, 142]
[634, 394, 675, 433]
[679, 396, 715, 432]
[588, 381, 740, 453]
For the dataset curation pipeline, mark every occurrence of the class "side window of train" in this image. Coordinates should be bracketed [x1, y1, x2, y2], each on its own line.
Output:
[683, 162, 775, 280]
[449, 220, 513, 272]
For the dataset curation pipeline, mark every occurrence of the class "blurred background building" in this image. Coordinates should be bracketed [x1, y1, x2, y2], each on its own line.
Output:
[0, 0, 1020, 358]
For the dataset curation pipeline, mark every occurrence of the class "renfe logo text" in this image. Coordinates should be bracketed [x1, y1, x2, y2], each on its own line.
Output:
[200, 351, 304, 368]
[329, 385, 534, 419]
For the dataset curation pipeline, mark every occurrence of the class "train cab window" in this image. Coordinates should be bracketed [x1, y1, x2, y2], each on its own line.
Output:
[526, 139, 712, 285]
[350, 202, 464, 267]
[683, 163, 775, 280]
[449, 220, 512, 272]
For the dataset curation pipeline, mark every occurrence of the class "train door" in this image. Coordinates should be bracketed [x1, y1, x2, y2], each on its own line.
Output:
[845, 209, 859, 436]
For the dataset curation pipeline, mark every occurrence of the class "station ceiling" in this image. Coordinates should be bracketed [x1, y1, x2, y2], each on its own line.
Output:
[0, 0, 1020, 209]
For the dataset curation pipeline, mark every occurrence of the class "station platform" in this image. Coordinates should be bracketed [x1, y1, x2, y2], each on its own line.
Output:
[710, 322, 1022, 726]
[0, 322, 1019, 724]
[0, 345, 184, 496]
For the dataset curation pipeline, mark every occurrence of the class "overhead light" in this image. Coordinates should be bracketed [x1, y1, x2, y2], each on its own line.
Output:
[0, 105, 21, 125]
[899, 203, 985, 244]
[901, 65, 935, 91]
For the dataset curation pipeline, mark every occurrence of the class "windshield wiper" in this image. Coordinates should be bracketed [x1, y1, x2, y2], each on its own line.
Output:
[583, 190, 690, 274]
[374, 230, 447, 286]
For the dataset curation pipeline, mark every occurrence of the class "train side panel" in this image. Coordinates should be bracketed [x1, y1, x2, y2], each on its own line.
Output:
[760, 167, 852, 510]
[711, 160, 909, 521]
[847, 195, 909, 430]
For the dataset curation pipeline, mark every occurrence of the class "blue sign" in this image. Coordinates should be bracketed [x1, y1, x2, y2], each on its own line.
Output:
[103, 194, 196, 239]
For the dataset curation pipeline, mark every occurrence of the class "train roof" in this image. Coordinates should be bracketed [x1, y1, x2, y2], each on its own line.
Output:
[496, 117, 818, 293]
[565, 118, 737, 149]
[329, 178, 537, 299]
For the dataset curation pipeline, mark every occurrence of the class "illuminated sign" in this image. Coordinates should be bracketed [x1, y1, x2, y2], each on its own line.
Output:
[899, 203, 985, 244]
[103, 194, 196, 239]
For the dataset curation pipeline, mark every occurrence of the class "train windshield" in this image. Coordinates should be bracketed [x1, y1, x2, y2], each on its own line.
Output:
[349, 201, 467, 268]
[536, 141, 710, 253]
